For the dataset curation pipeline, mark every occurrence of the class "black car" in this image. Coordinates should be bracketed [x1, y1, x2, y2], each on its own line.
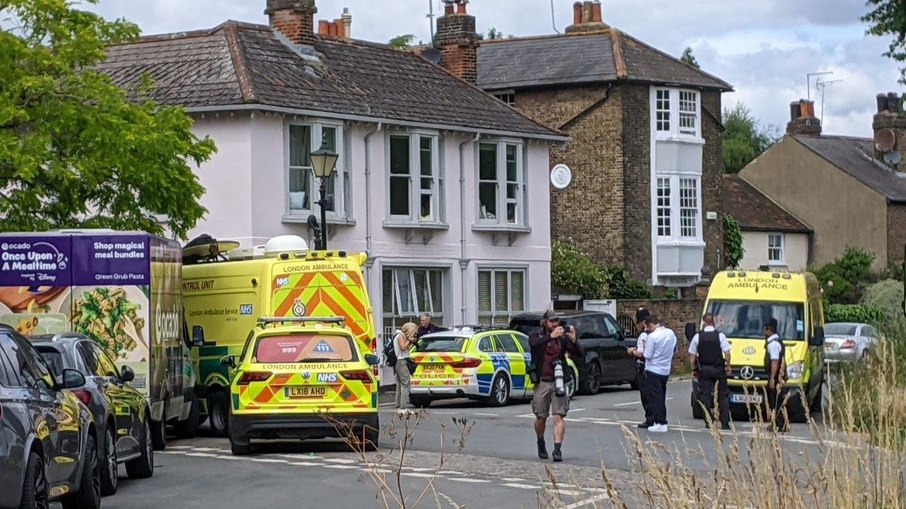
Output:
[31, 333, 154, 495]
[509, 311, 638, 394]
[0, 325, 101, 509]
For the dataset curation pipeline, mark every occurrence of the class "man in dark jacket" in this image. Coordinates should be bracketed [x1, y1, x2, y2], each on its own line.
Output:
[416, 313, 446, 339]
[529, 310, 584, 462]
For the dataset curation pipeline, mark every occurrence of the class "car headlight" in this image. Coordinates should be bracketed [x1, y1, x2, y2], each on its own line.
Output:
[786, 361, 804, 380]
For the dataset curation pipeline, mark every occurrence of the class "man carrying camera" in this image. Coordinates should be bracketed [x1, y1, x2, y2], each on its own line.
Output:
[529, 310, 584, 462]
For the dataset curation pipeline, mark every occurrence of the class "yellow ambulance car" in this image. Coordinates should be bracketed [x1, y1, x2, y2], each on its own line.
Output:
[690, 270, 826, 423]
[181, 235, 376, 436]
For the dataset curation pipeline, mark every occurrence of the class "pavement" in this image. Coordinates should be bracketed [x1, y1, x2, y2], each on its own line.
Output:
[85, 379, 837, 509]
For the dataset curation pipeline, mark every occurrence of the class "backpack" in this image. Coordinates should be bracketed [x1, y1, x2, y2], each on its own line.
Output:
[383, 333, 398, 368]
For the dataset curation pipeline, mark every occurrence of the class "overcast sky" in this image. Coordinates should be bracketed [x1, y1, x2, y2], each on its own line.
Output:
[85, 0, 901, 138]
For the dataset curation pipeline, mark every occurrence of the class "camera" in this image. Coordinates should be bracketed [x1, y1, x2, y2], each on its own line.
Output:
[552, 360, 566, 397]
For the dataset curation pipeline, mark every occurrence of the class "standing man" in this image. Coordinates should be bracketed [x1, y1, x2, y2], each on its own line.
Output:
[628, 308, 653, 428]
[529, 310, 584, 462]
[764, 318, 788, 432]
[689, 313, 732, 430]
[633, 315, 676, 433]
[416, 313, 445, 339]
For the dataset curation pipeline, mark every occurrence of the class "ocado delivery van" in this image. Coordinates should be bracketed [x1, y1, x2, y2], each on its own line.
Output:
[0, 230, 199, 449]
[181, 235, 376, 436]
[690, 269, 826, 422]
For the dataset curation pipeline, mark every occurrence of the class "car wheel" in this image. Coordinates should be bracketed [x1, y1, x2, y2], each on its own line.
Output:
[61, 433, 101, 509]
[487, 374, 510, 407]
[810, 382, 824, 415]
[174, 389, 201, 439]
[18, 452, 47, 509]
[409, 394, 432, 408]
[566, 368, 579, 400]
[126, 418, 154, 479]
[229, 433, 251, 456]
[100, 425, 118, 496]
[580, 362, 601, 395]
[209, 392, 230, 437]
[150, 413, 167, 451]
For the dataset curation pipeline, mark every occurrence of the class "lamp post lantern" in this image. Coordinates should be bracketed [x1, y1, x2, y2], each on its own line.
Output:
[309, 142, 339, 250]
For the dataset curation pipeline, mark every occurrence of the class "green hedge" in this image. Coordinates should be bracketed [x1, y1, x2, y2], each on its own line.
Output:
[604, 266, 651, 299]
[551, 241, 608, 299]
[825, 303, 885, 325]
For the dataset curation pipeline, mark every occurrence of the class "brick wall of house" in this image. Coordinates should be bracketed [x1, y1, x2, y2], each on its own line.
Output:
[514, 84, 627, 266]
[888, 204, 906, 267]
[701, 90, 725, 276]
[617, 297, 705, 369]
[620, 84, 652, 283]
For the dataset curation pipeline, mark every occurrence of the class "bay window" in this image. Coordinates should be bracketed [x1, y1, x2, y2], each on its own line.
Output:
[655, 175, 701, 241]
[653, 88, 700, 139]
[287, 122, 347, 217]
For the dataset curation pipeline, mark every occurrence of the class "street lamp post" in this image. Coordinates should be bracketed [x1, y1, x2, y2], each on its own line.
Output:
[309, 142, 339, 251]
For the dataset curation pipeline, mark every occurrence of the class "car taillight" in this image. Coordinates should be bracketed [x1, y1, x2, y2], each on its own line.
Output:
[237, 372, 272, 385]
[840, 339, 856, 349]
[450, 358, 482, 369]
[341, 370, 372, 382]
[72, 389, 92, 405]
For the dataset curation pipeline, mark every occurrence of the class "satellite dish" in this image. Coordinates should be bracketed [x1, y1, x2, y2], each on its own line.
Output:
[421, 47, 442, 65]
[876, 128, 896, 152]
[884, 150, 902, 166]
[182, 238, 241, 260]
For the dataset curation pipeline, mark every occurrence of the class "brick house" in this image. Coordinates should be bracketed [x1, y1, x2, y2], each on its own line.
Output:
[740, 96, 906, 271]
[431, 0, 732, 289]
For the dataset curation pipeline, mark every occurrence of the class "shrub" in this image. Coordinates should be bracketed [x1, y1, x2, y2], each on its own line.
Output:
[814, 247, 877, 304]
[551, 241, 608, 299]
[723, 214, 744, 269]
[825, 303, 885, 324]
[603, 266, 651, 299]
[861, 278, 905, 323]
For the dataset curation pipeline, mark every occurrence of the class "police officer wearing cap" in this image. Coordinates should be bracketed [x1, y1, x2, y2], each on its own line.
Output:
[689, 313, 732, 430]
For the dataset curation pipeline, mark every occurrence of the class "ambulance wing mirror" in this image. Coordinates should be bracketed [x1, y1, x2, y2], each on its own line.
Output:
[684, 322, 696, 342]
[192, 326, 205, 347]
[221, 355, 236, 368]
[364, 354, 380, 366]
[810, 326, 825, 347]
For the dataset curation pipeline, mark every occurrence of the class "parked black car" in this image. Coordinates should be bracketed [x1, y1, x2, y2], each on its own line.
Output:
[32, 333, 154, 495]
[0, 324, 101, 509]
[509, 311, 638, 394]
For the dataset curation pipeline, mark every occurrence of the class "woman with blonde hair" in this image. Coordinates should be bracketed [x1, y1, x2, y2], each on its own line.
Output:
[393, 322, 418, 412]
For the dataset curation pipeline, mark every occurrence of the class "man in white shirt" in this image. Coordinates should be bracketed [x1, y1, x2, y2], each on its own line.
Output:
[689, 313, 732, 429]
[634, 314, 676, 433]
[764, 318, 788, 432]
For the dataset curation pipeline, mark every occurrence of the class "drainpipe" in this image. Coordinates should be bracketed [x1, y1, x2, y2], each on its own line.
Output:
[459, 133, 480, 324]
[363, 122, 383, 317]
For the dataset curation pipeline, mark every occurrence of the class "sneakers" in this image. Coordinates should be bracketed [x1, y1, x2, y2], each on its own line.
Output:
[537, 438, 548, 460]
[648, 423, 669, 433]
[396, 408, 414, 415]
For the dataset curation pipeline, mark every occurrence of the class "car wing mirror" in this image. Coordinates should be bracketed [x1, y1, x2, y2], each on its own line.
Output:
[220, 355, 236, 368]
[364, 354, 380, 366]
[60, 369, 86, 390]
[193, 326, 205, 347]
[121, 365, 135, 383]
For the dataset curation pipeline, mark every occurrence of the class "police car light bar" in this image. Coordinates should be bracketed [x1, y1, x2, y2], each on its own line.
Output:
[256, 316, 346, 327]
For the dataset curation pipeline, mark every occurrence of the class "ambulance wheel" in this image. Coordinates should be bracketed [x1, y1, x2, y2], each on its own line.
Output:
[409, 395, 432, 408]
[487, 375, 510, 407]
[209, 392, 230, 437]
[150, 415, 167, 451]
[174, 390, 200, 439]
[229, 434, 250, 456]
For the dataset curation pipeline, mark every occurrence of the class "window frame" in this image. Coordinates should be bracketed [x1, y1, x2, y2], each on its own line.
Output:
[655, 175, 702, 242]
[477, 267, 528, 326]
[285, 120, 348, 219]
[381, 266, 447, 335]
[385, 131, 443, 224]
[493, 90, 516, 107]
[476, 140, 526, 227]
[768, 233, 785, 265]
[652, 88, 701, 140]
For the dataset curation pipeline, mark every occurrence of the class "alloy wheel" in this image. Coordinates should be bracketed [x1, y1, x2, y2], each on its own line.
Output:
[34, 460, 49, 509]
[105, 429, 118, 491]
[495, 377, 509, 404]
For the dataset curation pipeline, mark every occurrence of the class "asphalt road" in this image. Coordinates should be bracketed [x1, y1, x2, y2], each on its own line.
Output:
[74, 379, 836, 509]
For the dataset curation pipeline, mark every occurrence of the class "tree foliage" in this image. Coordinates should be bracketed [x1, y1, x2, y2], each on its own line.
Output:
[863, 0, 906, 83]
[723, 215, 744, 269]
[825, 303, 885, 325]
[680, 47, 700, 68]
[0, 0, 216, 238]
[388, 34, 416, 48]
[722, 102, 778, 174]
[603, 266, 651, 299]
[814, 248, 878, 305]
[551, 241, 608, 299]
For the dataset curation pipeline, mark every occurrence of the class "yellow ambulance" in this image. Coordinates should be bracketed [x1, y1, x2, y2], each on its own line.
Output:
[690, 269, 826, 422]
[181, 235, 376, 436]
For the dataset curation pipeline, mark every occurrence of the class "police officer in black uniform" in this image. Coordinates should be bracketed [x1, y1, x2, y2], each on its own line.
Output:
[688, 313, 732, 429]
[764, 318, 788, 432]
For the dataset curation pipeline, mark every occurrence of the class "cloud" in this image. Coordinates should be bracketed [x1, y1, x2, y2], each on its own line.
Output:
[82, 0, 903, 137]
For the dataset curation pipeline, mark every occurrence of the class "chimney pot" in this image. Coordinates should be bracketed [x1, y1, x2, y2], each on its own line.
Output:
[457, 0, 467, 15]
[318, 19, 329, 35]
[341, 8, 352, 39]
[888, 92, 900, 113]
[878, 93, 889, 114]
[572, 2, 583, 25]
[591, 1, 602, 23]
[787, 99, 821, 136]
[444, 1, 454, 15]
[789, 101, 800, 121]
[582, 1, 594, 23]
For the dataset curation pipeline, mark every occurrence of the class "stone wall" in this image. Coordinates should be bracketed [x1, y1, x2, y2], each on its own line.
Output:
[701, 90, 725, 276]
[620, 84, 652, 282]
[888, 204, 906, 267]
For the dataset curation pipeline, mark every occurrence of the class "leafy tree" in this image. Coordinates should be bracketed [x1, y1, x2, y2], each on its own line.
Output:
[680, 47, 700, 68]
[602, 266, 650, 299]
[389, 34, 416, 48]
[551, 241, 608, 299]
[722, 102, 778, 174]
[814, 248, 877, 305]
[0, 0, 215, 239]
[723, 215, 744, 269]
[863, 0, 906, 83]
[861, 279, 904, 323]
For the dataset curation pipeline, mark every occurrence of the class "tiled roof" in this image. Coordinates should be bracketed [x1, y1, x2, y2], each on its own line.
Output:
[793, 135, 906, 203]
[722, 175, 812, 233]
[98, 21, 563, 139]
[476, 30, 732, 92]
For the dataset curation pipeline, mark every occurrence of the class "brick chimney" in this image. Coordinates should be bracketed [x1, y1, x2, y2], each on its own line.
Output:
[317, 8, 351, 39]
[873, 92, 906, 172]
[434, 0, 480, 84]
[786, 99, 822, 136]
[265, 0, 317, 46]
[565, 1, 608, 34]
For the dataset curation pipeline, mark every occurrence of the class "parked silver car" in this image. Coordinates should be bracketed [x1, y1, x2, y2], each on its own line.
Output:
[824, 322, 881, 363]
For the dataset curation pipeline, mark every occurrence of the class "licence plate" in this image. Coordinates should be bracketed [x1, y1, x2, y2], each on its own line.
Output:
[285, 386, 327, 398]
[422, 363, 444, 372]
[730, 394, 762, 404]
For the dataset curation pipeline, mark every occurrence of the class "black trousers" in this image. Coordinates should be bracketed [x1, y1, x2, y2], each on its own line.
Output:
[637, 364, 653, 424]
[766, 385, 788, 430]
[644, 371, 669, 425]
[698, 365, 730, 426]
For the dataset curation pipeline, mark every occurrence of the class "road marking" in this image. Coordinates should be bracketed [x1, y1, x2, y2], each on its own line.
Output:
[404, 467, 436, 472]
[401, 472, 435, 478]
[473, 412, 500, 417]
[448, 478, 492, 483]
[167, 445, 193, 450]
[324, 464, 360, 470]
[247, 458, 288, 463]
[185, 453, 220, 458]
[215, 455, 245, 461]
[569, 408, 586, 413]
[547, 488, 584, 496]
[364, 467, 394, 474]
[324, 458, 357, 464]
[564, 494, 610, 508]
[501, 477, 527, 482]
[502, 482, 539, 490]
[438, 470, 465, 475]
[613, 400, 642, 407]
[289, 461, 323, 466]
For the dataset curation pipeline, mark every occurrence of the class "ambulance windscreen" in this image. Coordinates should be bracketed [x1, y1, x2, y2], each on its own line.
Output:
[706, 301, 805, 340]
[254, 334, 356, 363]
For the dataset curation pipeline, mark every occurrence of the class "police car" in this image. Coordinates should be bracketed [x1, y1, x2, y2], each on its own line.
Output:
[408, 327, 578, 408]
[222, 317, 380, 455]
